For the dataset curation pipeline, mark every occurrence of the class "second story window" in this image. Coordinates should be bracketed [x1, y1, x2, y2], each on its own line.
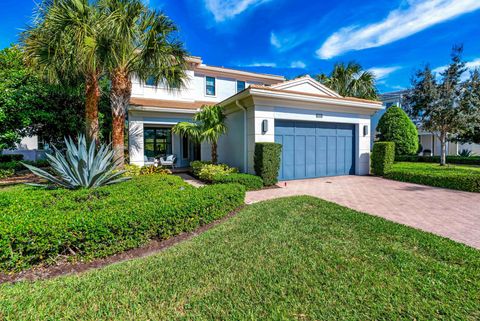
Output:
[206, 76, 216, 96]
[237, 80, 246, 92]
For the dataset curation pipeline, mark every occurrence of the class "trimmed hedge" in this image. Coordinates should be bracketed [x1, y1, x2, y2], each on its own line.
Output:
[0, 160, 49, 172]
[376, 106, 418, 156]
[385, 162, 480, 192]
[211, 173, 264, 191]
[0, 175, 245, 272]
[396, 155, 480, 165]
[254, 143, 282, 186]
[0, 154, 23, 162]
[371, 142, 395, 176]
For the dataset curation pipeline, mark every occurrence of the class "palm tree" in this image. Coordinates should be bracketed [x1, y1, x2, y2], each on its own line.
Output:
[22, 0, 108, 143]
[316, 62, 378, 100]
[172, 105, 227, 164]
[99, 0, 188, 167]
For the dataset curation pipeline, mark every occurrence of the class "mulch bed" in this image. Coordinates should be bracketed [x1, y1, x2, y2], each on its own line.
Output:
[0, 172, 44, 187]
[0, 206, 245, 284]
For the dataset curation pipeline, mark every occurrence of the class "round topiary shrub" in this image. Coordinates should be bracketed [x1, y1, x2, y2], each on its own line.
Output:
[376, 106, 418, 156]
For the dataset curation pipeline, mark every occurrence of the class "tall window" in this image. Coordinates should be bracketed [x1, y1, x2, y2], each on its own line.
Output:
[206, 76, 216, 96]
[144, 127, 172, 159]
[237, 80, 246, 92]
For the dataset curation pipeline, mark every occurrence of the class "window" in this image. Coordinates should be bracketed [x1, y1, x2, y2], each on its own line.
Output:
[236, 80, 246, 92]
[206, 76, 216, 96]
[143, 127, 172, 159]
[182, 135, 189, 159]
[145, 76, 156, 87]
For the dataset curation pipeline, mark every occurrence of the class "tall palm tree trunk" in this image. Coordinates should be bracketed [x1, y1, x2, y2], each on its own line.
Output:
[110, 68, 131, 168]
[85, 74, 100, 144]
[211, 141, 218, 164]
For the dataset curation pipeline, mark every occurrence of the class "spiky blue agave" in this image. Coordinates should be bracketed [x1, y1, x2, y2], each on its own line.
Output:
[23, 135, 130, 189]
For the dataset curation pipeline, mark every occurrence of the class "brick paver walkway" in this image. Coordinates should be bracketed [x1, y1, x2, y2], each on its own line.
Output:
[246, 176, 480, 249]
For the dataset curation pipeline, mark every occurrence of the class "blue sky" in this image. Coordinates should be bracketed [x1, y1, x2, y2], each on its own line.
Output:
[2, 0, 480, 93]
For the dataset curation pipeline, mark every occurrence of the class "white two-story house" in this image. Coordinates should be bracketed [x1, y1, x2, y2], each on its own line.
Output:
[128, 56, 383, 180]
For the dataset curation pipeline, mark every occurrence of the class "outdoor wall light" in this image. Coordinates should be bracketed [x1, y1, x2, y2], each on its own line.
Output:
[262, 119, 268, 134]
[363, 125, 368, 136]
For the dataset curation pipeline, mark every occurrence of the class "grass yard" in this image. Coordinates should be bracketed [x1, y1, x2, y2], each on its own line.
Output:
[385, 162, 480, 192]
[1, 196, 479, 320]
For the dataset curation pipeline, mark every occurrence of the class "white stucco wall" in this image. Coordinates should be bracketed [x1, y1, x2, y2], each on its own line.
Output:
[217, 109, 246, 171]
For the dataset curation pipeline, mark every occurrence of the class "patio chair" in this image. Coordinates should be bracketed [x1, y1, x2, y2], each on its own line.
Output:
[159, 154, 176, 168]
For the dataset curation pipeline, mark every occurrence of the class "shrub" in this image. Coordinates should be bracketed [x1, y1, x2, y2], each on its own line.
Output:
[384, 162, 480, 192]
[254, 143, 282, 186]
[0, 175, 245, 272]
[376, 106, 418, 156]
[23, 135, 129, 189]
[0, 168, 14, 179]
[198, 164, 237, 182]
[190, 160, 212, 177]
[211, 173, 264, 191]
[0, 160, 49, 172]
[395, 155, 480, 165]
[0, 154, 23, 162]
[139, 165, 172, 175]
[371, 142, 395, 176]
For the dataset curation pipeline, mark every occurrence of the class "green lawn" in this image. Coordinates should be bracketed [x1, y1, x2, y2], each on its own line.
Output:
[1, 196, 479, 320]
[385, 162, 480, 192]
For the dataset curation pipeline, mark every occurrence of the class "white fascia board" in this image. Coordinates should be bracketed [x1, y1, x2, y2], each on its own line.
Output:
[249, 88, 384, 114]
[128, 106, 199, 114]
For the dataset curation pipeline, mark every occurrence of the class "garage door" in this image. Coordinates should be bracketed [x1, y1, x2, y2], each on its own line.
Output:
[274, 120, 355, 180]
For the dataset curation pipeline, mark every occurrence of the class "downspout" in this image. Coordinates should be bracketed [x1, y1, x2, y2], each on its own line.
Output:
[235, 100, 248, 173]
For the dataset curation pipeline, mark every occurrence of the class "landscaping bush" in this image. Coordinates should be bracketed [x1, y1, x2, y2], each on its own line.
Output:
[254, 142, 282, 186]
[376, 106, 418, 156]
[384, 162, 480, 192]
[190, 160, 212, 177]
[0, 175, 245, 272]
[371, 142, 395, 176]
[396, 155, 480, 165]
[211, 173, 264, 191]
[0, 169, 14, 179]
[123, 164, 172, 176]
[0, 160, 49, 172]
[0, 154, 24, 162]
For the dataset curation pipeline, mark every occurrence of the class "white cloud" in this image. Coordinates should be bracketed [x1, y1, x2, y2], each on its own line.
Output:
[270, 31, 309, 53]
[433, 58, 480, 74]
[290, 61, 307, 69]
[205, 0, 271, 22]
[367, 66, 401, 80]
[317, 0, 480, 59]
[239, 62, 278, 68]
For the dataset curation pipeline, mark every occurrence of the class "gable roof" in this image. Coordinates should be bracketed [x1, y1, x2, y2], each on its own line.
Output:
[269, 75, 342, 98]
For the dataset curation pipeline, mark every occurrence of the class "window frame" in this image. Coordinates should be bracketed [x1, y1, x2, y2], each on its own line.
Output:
[205, 76, 216, 96]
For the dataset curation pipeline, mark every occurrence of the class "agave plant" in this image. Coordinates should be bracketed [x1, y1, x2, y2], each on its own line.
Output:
[458, 149, 475, 157]
[23, 135, 130, 189]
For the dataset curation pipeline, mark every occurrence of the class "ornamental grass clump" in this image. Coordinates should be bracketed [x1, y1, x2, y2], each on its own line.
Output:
[22, 135, 130, 189]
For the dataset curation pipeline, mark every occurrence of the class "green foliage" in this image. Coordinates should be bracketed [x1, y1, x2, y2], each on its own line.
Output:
[376, 106, 419, 155]
[458, 149, 475, 157]
[395, 155, 480, 165]
[0, 46, 111, 149]
[123, 164, 172, 176]
[385, 162, 480, 192]
[371, 142, 395, 176]
[139, 165, 172, 175]
[23, 135, 129, 189]
[0, 174, 245, 272]
[0, 169, 14, 179]
[316, 61, 378, 99]
[211, 173, 264, 191]
[0, 159, 49, 173]
[254, 143, 282, 186]
[2, 196, 479, 320]
[173, 105, 227, 163]
[0, 154, 23, 162]
[190, 160, 212, 177]
[404, 46, 480, 165]
[198, 164, 237, 182]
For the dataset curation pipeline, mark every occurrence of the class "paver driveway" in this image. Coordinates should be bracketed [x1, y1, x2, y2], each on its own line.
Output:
[246, 176, 480, 249]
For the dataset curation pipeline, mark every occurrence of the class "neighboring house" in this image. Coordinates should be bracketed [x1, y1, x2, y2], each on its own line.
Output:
[1, 136, 46, 161]
[373, 90, 480, 156]
[129, 56, 382, 180]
